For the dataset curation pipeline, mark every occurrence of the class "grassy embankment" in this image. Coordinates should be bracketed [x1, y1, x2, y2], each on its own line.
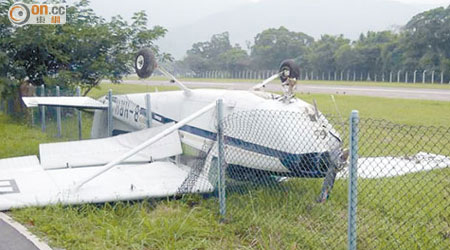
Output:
[1, 83, 449, 249]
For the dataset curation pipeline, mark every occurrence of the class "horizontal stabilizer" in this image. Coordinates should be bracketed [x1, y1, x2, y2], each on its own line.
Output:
[22, 97, 107, 109]
[40, 123, 182, 169]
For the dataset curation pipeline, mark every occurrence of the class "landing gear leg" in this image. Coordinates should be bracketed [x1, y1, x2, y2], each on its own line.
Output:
[317, 163, 338, 203]
[317, 149, 349, 203]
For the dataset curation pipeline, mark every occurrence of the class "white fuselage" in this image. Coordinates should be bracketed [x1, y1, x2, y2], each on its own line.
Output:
[95, 89, 341, 177]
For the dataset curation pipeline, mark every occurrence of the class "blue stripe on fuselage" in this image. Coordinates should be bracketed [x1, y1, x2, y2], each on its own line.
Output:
[150, 112, 329, 178]
[152, 112, 298, 158]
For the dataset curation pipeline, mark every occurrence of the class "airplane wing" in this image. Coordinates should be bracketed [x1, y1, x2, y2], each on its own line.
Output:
[0, 124, 214, 211]
[0, 158, 214, 211]
[22, 97, 107, 109]
[40, 122, 181, 169]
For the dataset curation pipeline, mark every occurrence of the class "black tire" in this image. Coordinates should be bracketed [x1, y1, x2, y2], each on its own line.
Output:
[279, 59, 300, 83]
[134, 48, 157, 78]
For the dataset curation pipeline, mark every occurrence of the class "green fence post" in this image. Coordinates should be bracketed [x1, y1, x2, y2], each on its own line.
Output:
[348, 110, 359, 250]
[41, 84, 46, 132]
[107, 89, 113, 137]
[76, 86, 82, 140]
[56, 86, 62, 137]
[217, 98, 226, 220]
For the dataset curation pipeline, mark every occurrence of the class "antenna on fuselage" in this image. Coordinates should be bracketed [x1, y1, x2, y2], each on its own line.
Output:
[134, 48, 192, 95]
[331, 95, 344, 125]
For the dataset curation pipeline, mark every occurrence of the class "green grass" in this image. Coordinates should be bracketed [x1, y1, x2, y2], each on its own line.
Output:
[125, 75, 450, 89]
[9, 171, 450, 249]
[2, 83, 450, 249]
[0, 114, 54, 158]
[299, 80, 450, 89]
[298, 94, 450, 127]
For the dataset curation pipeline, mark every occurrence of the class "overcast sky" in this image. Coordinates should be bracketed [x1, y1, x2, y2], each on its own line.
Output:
[71, 0, 450, 26]
[62, 0, 450, 58]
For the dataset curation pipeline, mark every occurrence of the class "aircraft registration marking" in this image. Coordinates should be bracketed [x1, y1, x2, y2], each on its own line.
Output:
[112, 96, 147, 126]
[0, 179, 20, 194]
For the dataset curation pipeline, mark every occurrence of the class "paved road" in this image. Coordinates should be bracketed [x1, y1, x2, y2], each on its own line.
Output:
[120, 80, 450, 101]
[0, 213, 51, 250]
[0, 220, 39, 250]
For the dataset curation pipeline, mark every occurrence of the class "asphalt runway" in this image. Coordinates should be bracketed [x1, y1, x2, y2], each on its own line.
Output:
[120, 80, 450, 101]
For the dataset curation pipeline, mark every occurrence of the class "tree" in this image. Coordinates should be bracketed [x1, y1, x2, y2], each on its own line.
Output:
[351, 31, 398, 74]
[335, 44, 360, 72]
[307, 35, 350, 73]
[218, 45, 250, 72]
[250, 27, 313, 70]
[183, 32, 249, 73]
[0, 0, 23, 100]
[401, 6, 450, 74]
[0, 0, 169, 97]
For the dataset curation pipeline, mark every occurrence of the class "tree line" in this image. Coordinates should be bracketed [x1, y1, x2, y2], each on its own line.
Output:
[180, 5, 450, 81]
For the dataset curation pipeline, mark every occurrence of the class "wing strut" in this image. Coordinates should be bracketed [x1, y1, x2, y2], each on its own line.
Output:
[250, 73, 280, 91]
[158, 66, 192, 95]
[74, 100, 218, 191]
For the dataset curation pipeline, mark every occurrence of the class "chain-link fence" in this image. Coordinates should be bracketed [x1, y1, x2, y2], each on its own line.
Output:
[211, 109, 450, 249]
[355, 119, 450, 249]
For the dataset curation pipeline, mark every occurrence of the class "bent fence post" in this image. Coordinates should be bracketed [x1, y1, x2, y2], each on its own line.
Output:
[217, 99, 226, 220]
[76, 86, 82, 140]
[56, 86, 62, 137]
[107, 89, 113, 137]
[41, 84, 46, 132]
[348, 110, 359, 250]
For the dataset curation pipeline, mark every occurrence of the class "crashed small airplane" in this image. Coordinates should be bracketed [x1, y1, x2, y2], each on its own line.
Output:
[0, 49, 348, 211]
